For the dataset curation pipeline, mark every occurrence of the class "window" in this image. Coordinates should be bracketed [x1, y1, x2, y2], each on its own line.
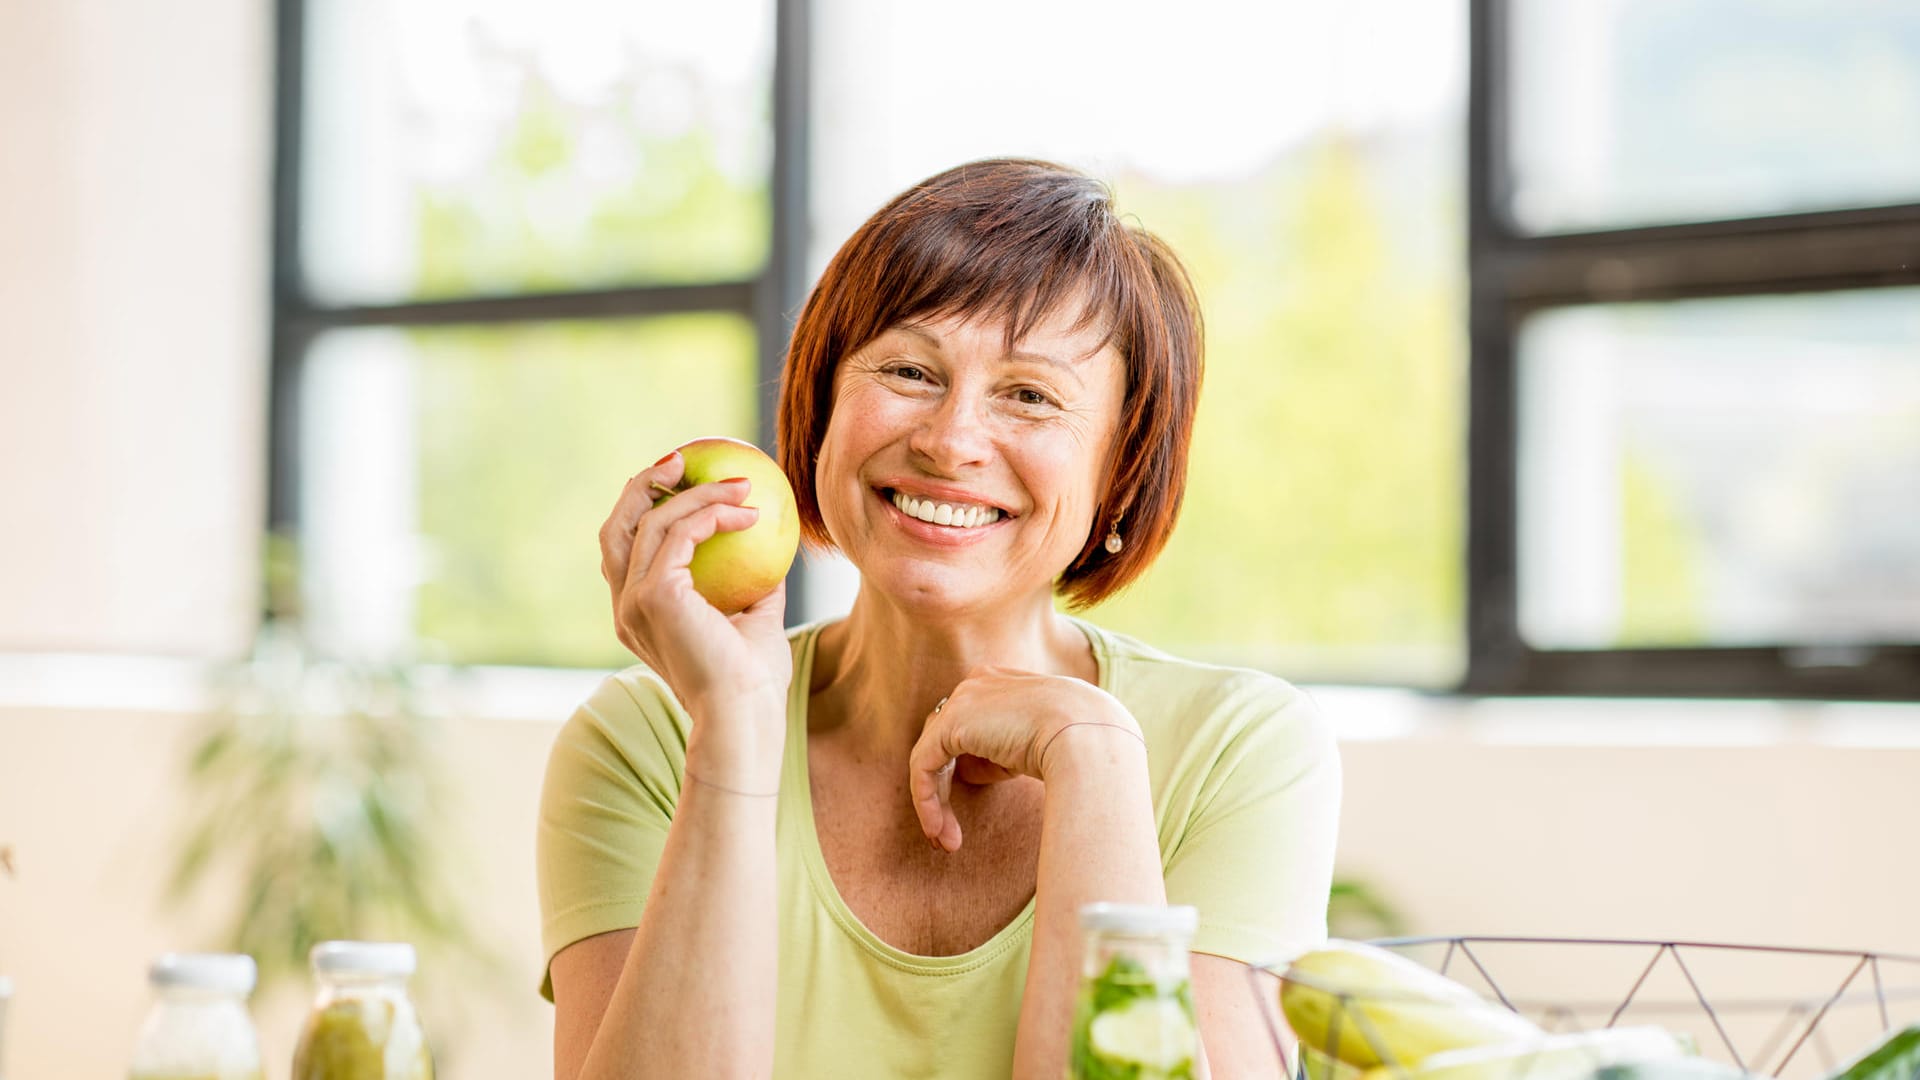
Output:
[810, 0, 1471, 688]
[271, 0, 807, 665]
[281, 0, 1916, 698]
[282, 0, 1472, 684]
[1469, 0, 1920, 698]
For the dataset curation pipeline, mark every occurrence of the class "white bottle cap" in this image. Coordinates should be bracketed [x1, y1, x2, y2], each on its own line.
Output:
[310, 940, 417, 977]
[149, 953, 258, 995]
[1078, 902, 1199, 937]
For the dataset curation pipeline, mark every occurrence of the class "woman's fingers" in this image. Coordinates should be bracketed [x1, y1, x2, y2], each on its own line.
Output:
[599, 454, 686, 588]
[730, 578, 789, 636]
[640, 499, 760, 590]
[954, 754, 1014, 785]
[907, 724, 963, 852]
[626, 478, 754, 591]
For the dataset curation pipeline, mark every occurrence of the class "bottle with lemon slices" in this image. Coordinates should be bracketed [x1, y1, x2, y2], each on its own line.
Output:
[1071, 903, 1200, 1080]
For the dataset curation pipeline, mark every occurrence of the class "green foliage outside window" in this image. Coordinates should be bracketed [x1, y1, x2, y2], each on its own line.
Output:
[411, 316, 759, 670]
[1095, 143, 1466, 685]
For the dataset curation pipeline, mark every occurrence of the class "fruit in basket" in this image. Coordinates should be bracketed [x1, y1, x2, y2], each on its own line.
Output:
[1358, 1026, 1692, 1080]
[1303, 1044, 1369, 1080]
[1281, 940, 1543, 1067]
[652, 437, 800, 615]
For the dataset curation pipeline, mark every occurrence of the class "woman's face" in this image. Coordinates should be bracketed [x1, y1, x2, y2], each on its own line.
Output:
[814, 304, 1127, 617]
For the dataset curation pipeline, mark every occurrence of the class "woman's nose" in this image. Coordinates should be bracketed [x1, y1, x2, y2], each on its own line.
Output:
[907, 387, 992, 474]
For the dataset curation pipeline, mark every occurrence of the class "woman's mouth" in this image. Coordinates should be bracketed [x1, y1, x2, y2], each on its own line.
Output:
[883, 489, 1006, 529]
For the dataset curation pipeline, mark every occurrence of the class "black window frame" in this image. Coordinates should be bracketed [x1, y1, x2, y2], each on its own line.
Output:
[269, 0, 1920, 699]
[266, 0, 815, 630]
[1466, 0, 1920, 700]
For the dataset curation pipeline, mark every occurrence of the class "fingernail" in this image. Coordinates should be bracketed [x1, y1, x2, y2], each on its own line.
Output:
[722, 476, 752, 488]
[654, 451, 679, 466]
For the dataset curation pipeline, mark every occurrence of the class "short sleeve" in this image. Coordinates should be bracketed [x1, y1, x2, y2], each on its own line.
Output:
[535, 668, 692, 999]
[1163, 686, 1342, 967]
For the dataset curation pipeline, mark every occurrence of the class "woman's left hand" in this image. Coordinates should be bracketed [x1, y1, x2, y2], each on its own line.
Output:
[908, 667, 1144, 852]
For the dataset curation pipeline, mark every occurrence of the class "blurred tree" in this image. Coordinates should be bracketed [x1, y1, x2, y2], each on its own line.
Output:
[1094, 139, 1466, 685]
[411, 316, 757, 669]
[1618, 450, 1706, 645]
[405, 68, 764, 668]
[414, 72, 768, 299]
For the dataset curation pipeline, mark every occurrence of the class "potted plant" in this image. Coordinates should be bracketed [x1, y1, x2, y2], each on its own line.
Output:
[166, 535, 497, 1046]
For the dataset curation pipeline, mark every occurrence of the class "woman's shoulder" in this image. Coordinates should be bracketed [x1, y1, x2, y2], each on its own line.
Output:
[1076, 618, 1312, 712]
[1071, 617, 1332, 764]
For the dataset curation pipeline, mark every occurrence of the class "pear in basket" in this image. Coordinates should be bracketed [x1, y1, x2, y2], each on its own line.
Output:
[1281, 940, 1543, 1068]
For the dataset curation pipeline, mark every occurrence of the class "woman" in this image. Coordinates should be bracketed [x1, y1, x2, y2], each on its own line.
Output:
[538, 159, 1340, 1079]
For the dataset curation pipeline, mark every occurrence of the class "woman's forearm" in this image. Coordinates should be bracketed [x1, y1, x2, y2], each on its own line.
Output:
[1012, 725, 1177, 1080]
[575, 700, 786, 1080]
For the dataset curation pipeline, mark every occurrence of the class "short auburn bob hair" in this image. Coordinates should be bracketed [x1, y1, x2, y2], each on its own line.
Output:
[777, 158, 1203, 609]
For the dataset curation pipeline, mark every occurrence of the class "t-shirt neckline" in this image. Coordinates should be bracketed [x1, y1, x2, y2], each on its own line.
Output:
[782, 616, 1111, 975]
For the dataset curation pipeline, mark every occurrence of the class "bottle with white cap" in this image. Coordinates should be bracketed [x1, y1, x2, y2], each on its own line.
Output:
[292, 941, 433, 1080]
[1070, 903, 1201, 1080]
[1, 973, 14, 1080]
[127, 953, 264, 1080]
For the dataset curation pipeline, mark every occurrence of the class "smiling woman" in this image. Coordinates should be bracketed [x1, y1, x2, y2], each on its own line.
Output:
[781, 160, 1203, 610]
[537, 159, 1340, 1080]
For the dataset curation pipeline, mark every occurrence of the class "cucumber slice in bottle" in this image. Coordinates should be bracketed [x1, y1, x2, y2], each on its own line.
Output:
[1089, 996, 1197, 1071]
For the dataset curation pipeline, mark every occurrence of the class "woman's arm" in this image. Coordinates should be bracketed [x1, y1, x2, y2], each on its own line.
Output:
[552, 700, 785, 1080]
[1193, 955, 1286, 1077]
[550, 452, 795, 1080]
[905, 672, 1217, 1079]
[1012, 721, 1186, 1079]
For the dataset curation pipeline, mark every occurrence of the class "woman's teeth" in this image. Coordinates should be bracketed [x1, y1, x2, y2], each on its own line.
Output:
[891, 491, 1002, 528]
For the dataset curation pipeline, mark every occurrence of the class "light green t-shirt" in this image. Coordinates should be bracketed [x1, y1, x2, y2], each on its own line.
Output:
[537, 617, 1341, 1078]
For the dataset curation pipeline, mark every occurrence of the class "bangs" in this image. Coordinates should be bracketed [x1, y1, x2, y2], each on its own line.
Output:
[857, 162, 1145, 357]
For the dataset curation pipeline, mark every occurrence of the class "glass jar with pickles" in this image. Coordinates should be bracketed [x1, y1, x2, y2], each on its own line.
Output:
[292, 941, 433, 1080]
[1071, 903, 1201, 1080]
[128, 953, 265, 1080]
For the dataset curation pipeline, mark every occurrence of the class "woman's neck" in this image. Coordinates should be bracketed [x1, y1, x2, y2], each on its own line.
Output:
[808, 587, 1097, 761]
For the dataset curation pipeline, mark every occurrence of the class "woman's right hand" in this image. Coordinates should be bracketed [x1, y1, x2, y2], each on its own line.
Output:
[597, 451, 793, 721]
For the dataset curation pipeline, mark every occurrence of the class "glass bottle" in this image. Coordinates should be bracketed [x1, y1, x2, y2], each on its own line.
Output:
[1070, 903, 1200, 1080]
[292, 941, 434, 1080]
[128, 953, 265, 1080]
[1, 973, 13, 1080]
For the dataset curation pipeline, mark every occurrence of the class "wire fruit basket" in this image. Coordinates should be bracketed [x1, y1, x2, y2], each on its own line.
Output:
[1250, 937, 1920, 1080]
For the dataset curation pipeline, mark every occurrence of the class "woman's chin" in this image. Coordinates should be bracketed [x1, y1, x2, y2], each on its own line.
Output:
[857, 563, 1036, 620]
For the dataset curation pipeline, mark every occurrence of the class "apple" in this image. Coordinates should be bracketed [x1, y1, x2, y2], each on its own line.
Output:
[653, 436, 800, 615]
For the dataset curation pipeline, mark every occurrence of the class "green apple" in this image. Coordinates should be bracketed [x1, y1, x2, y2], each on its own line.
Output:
[653, 436, 800, 615]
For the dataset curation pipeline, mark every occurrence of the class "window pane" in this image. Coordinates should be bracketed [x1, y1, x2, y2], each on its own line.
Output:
[1517, 288, 1920, 649]
[300, 0, 772, 305]
[299, 315, 759, 667]
[1507, 0, 1920, 233]
[812, 0, 1468, 686]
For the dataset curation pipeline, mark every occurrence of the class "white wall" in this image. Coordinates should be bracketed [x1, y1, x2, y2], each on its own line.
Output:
[0, 0, 265, 658]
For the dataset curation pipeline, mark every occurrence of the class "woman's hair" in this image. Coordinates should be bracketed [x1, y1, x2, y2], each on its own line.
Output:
[777, 158, 1203, 609]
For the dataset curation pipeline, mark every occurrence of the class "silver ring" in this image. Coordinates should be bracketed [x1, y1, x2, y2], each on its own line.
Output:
[932, 695, 948, 715]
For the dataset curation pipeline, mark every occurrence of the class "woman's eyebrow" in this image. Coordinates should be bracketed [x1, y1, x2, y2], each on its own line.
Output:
[895, 322, 1087, 384]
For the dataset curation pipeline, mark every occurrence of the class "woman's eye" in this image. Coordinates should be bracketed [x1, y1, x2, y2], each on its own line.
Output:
[1016, 388, 1054, 407]
[889, 364, 926, 382]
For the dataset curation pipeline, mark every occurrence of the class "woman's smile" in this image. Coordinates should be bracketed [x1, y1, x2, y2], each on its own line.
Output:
[875, 485, 1013, 548]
